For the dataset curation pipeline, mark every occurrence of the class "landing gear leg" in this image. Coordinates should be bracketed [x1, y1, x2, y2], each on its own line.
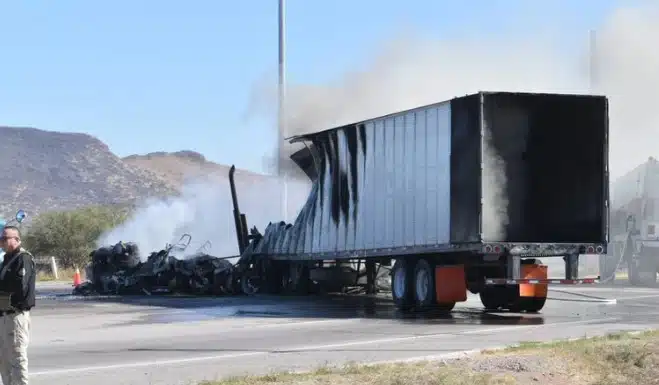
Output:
[365, 260, 377, 294]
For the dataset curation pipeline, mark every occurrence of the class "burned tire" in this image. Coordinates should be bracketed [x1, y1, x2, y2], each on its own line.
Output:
[414, 259, 436, 310]
[391, 259, 415, 311]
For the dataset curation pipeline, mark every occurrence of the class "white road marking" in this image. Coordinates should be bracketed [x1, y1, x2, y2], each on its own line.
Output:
[277, 317, 620, 351]
[30, 317, 619, 377]
[547, 297, 617, 304]
[30, 352, 265, 376]
[614, 294, 659, 301]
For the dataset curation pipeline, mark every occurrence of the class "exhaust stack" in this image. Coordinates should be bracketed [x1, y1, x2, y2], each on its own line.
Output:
[229, 165, 249, 254]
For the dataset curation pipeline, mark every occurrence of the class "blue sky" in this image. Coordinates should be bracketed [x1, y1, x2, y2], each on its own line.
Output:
[0, 0, 628, 173]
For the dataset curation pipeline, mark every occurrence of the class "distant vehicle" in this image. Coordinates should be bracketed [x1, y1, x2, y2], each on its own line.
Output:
[228, 91, 609, 314]
[601, 158, 659, 286]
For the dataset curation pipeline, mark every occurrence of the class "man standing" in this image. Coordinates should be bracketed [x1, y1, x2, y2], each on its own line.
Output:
[0, 226, 35, 385]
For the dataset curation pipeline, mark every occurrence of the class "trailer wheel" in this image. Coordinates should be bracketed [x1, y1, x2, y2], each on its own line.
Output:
[391, 259, 415, 311]
[479, 286, 509, 310]
[512, 258, 548, 313]
[414, 259, 436, 310]
[516, 297, 547, 313]
[436, 302, 455, 312]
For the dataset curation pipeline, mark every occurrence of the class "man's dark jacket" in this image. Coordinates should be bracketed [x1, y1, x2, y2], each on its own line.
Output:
[0, 247, 36, 311]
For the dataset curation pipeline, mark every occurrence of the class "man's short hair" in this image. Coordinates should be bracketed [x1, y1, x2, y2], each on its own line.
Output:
[2, 226, 21, 239]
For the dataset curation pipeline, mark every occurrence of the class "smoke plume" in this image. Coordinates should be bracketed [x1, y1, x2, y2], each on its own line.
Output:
[101, 3, 659, 259]
[97, 174, 311, 261]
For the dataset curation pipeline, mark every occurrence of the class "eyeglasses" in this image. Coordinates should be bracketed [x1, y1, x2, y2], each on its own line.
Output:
[0, 236, 17, 242]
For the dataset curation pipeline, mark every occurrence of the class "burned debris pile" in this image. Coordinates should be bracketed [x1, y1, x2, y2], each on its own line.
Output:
[72, 229, 392, 297]
[73, 234, 236, 296]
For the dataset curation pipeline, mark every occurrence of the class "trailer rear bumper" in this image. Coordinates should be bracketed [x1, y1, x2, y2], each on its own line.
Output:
[484, 278, 599, 285]
[482, 242, 607, 256]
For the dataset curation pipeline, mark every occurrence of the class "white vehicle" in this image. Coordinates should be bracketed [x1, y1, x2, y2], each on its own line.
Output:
[601, 158, 659, 286]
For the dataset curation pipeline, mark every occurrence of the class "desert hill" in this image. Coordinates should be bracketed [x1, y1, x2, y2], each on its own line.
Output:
[122, 150, 261, 187]
[0, 126, 262, 219]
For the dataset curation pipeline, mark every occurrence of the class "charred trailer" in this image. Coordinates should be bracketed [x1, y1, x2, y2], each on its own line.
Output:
[231, 91, 609, 314]
[602, 157, 659, 286]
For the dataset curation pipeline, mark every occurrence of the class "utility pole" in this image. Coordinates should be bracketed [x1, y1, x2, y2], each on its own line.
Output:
[278, 0, 288, 221]
[589, 29, 597, 93]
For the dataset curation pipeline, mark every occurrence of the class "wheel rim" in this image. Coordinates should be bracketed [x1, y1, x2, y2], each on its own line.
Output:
[415, 268, 429, 302]
[393, 267, 406, 298]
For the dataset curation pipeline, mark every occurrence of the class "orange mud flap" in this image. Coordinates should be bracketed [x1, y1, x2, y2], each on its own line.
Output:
[515, 264, 548, 313]
[435, 265, 468, 304]
[519, 264, 549, 299]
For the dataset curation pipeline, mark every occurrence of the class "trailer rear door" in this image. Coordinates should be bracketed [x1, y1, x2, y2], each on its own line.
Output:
[481, 92, 608, 244]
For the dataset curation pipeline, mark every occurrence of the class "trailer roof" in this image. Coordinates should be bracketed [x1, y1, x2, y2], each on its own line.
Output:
[285, 90, 607, 143]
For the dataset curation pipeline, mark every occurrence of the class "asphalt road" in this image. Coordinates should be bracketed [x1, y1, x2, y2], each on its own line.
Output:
[28, 282, 659, 385]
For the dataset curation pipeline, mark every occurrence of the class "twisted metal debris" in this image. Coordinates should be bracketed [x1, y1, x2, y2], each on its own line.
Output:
[73, 234, 236, 296]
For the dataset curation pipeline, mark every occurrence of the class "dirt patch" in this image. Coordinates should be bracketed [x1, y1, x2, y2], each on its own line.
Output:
[200, 330, 659, 385]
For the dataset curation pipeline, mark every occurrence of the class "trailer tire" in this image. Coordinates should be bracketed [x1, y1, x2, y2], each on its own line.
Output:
[435, 302, 456, 313]
[517, 297, 547, 313]
[391, 259, 415, 311]
[414, 259, 436, 310]
[479, 286, 508, 310]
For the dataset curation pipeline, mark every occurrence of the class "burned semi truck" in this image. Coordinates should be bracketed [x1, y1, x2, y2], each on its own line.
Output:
[600, 157, 659, 286]
[229, 91, 610, 314]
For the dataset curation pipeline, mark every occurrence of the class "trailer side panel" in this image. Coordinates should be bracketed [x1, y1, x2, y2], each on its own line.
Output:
[254, 102, 453, 257]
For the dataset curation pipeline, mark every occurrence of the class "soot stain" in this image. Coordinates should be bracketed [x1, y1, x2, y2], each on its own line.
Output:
[345, 125, 359, 224]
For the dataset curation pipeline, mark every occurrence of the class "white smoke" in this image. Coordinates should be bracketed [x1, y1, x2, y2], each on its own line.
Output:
[100, 3, 659, 259]
[481, 125, 509, 242]
[97, 174, 312, 261]
[591, 4, 659, 179]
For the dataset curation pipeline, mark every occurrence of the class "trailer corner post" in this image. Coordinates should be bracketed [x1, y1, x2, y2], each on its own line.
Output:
[565, 253, 579, 280]
[506, 254, 521, 280]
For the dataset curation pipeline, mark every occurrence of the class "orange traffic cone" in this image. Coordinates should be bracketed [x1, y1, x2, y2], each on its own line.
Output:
[72, 267, 81, 287]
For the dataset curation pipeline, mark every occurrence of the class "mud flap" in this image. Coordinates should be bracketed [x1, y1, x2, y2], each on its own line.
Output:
[515, 263, 548, 313]
[435, 265, 467, 304]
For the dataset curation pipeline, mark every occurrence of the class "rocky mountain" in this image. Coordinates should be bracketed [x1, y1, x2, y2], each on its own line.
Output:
[0, 126, 178, 218]
[0, 125, 284, 220]
[122, 150, 259, 186]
